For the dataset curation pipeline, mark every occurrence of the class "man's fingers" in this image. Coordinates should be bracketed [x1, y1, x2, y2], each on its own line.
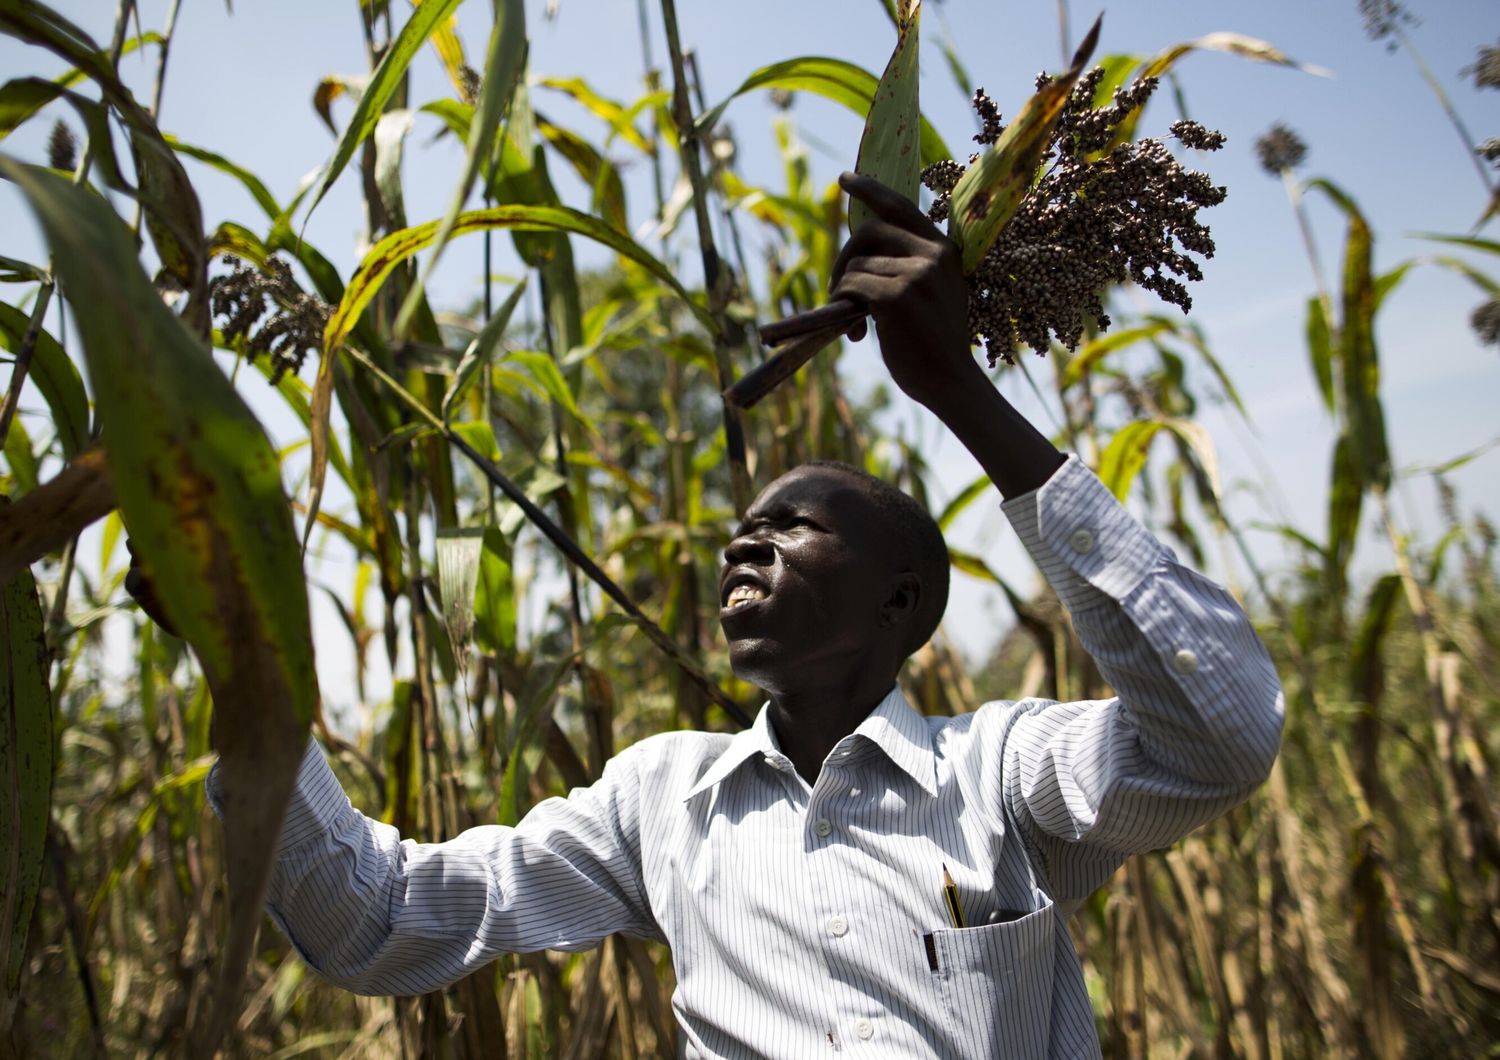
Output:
[830, 219, 934, 291]
[839, 171, 939, 236]
[831, 271, 905, 309]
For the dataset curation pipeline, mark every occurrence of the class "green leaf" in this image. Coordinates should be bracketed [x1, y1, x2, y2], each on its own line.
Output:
[0, 255, 46, 284]
[497, 651, 577, 827]
[1412, 232, 1500, 257]
[444, 278, 528, 423]
[694, 56, 950, 168]
[506, 349, 586, 425]
[1097, 419, 1164, 500]
[302, 0, 464, 224]
[2, 159, 314, 1055]
[1304, 295, 1335, 415]
[1349, 573, 1403, 707]
[1060, 320, 1174, 388]
[1309, 178, 1389, 491]
[0, 32, 161, 140]
[474, 525, 517, 654]
[537, 117, 628, 231]
[534, 76, 651, 153]
[2, 417, 37, 494]
[948, 16, 1100, 272]
[0, 566, 51, 1027]
[166, 136, 281, 219]
[0, 301, 88, 458]
[393, 0, 527, 339]
[936, 474, 991, 532]
[851, 0, 921, 234]
[325, 203, 713, 354]
[1326, 430, 1363, 605]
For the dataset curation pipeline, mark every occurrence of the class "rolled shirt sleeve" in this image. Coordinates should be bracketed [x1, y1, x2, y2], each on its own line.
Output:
[205, 739, 661, 996]
[996, 455, 1284, 900]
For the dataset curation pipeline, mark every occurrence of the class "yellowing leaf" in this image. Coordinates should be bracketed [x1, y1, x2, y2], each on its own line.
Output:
[948, 16, 1101, 272]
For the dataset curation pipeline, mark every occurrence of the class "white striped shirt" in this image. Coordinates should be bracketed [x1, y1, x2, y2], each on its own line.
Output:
[207, 455, 1284, 1058]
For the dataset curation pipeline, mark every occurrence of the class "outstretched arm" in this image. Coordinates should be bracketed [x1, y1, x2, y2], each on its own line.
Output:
[833, 173, 1283, 898]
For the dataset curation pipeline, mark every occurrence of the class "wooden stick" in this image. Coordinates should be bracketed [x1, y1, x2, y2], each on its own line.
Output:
[724, 325, 846, 410]
[757, 298, 867, 346]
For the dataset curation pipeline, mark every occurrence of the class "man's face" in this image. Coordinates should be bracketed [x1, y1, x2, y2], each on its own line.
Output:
[718, 466, 895, 692]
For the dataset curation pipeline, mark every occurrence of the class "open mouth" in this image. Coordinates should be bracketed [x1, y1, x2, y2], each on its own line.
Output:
[720, 570, 770, 614]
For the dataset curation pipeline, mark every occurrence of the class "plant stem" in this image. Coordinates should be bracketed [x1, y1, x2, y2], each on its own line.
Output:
[657, 0, 752, 512]
[0, 281, 55, 450]
[1394, 25, 1494, 195]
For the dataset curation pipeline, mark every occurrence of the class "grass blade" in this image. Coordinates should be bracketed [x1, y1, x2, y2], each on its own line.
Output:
[301, 0, 464, 225]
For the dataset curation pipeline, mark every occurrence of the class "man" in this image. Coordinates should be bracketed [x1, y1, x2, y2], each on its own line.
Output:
[188, 173, 1282, 1057]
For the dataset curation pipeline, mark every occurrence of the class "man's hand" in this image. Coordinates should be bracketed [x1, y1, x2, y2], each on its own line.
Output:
[829, 172, 982, 410]
[831, 172, 1065, 498]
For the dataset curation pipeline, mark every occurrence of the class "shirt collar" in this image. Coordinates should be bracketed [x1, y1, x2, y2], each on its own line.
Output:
[850, 686, 939, 797]
[682, 686, 937, 801]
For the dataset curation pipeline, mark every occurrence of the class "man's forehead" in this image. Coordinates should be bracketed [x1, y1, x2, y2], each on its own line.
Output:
[746, 465, 873, 517]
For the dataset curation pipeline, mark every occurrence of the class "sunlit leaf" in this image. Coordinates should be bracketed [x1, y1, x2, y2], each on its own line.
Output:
[443, 278, 528, 423]
[1304, 295, 1335, 414]
[694, 56, 950, 167]
[302, 0, 463, 224]
[394, 0, 526, 338]
[325, 203, 713, 355]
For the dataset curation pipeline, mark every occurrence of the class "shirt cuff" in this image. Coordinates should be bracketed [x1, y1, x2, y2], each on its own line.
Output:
[1001, 454, 1173, 613]
[204, 736, 351, 853]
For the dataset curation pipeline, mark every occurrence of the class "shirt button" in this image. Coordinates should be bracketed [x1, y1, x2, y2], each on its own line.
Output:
[814, 818, 832, 838]
[1069, 528, 1095, 554]
[1172, 649, 1199, 674]
[854, 1019, 874, 1041]
[828, 915, 849, 938]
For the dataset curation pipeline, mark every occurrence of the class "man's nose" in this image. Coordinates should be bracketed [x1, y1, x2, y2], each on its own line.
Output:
[723, 531, 773, 567]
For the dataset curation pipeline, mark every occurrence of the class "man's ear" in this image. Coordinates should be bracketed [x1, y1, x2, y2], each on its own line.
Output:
[878, 572, 922, 629]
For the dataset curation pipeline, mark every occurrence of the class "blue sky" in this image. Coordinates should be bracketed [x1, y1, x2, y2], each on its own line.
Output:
[2, 0, 1497, 706]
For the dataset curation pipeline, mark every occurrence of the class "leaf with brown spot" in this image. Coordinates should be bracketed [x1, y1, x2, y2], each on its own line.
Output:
[2, 159, 315, 1057]
[850, 0, 921, 234]
[947, 15, 1101, 272]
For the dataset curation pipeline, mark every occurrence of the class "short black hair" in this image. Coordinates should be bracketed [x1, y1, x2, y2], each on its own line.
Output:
[802, 460, 950, 659]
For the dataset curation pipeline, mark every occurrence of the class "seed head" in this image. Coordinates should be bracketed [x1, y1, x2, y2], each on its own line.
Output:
[1360, 0, 1415, 47]
[209, 255, 331, 381]
[923, 70, 1227, 364]
[1479, 138, 1500, 167]
[47, 120, 77, 172]
[1255, 124, 1308, 175]
[1465, 41, 1500, 91]
[1171, 120, 1227, 152]
[971, 88, 1004, 146]
[768, 88, 795, 111]
[1470, 296, 1500, 347]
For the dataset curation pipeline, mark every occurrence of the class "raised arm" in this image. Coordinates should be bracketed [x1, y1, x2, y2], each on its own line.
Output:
[205, 739, 660, 996]
[832, 173, 1283, 899]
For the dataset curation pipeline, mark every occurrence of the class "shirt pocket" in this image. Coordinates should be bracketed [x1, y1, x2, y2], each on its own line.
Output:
[929, 886, 1057, 1059]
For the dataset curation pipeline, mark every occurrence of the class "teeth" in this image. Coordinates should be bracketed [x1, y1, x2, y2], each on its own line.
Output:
[726, 583, 767, 607]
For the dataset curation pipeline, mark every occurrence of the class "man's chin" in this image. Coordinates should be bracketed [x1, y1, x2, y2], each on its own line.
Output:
[725, 635, 789, 690]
